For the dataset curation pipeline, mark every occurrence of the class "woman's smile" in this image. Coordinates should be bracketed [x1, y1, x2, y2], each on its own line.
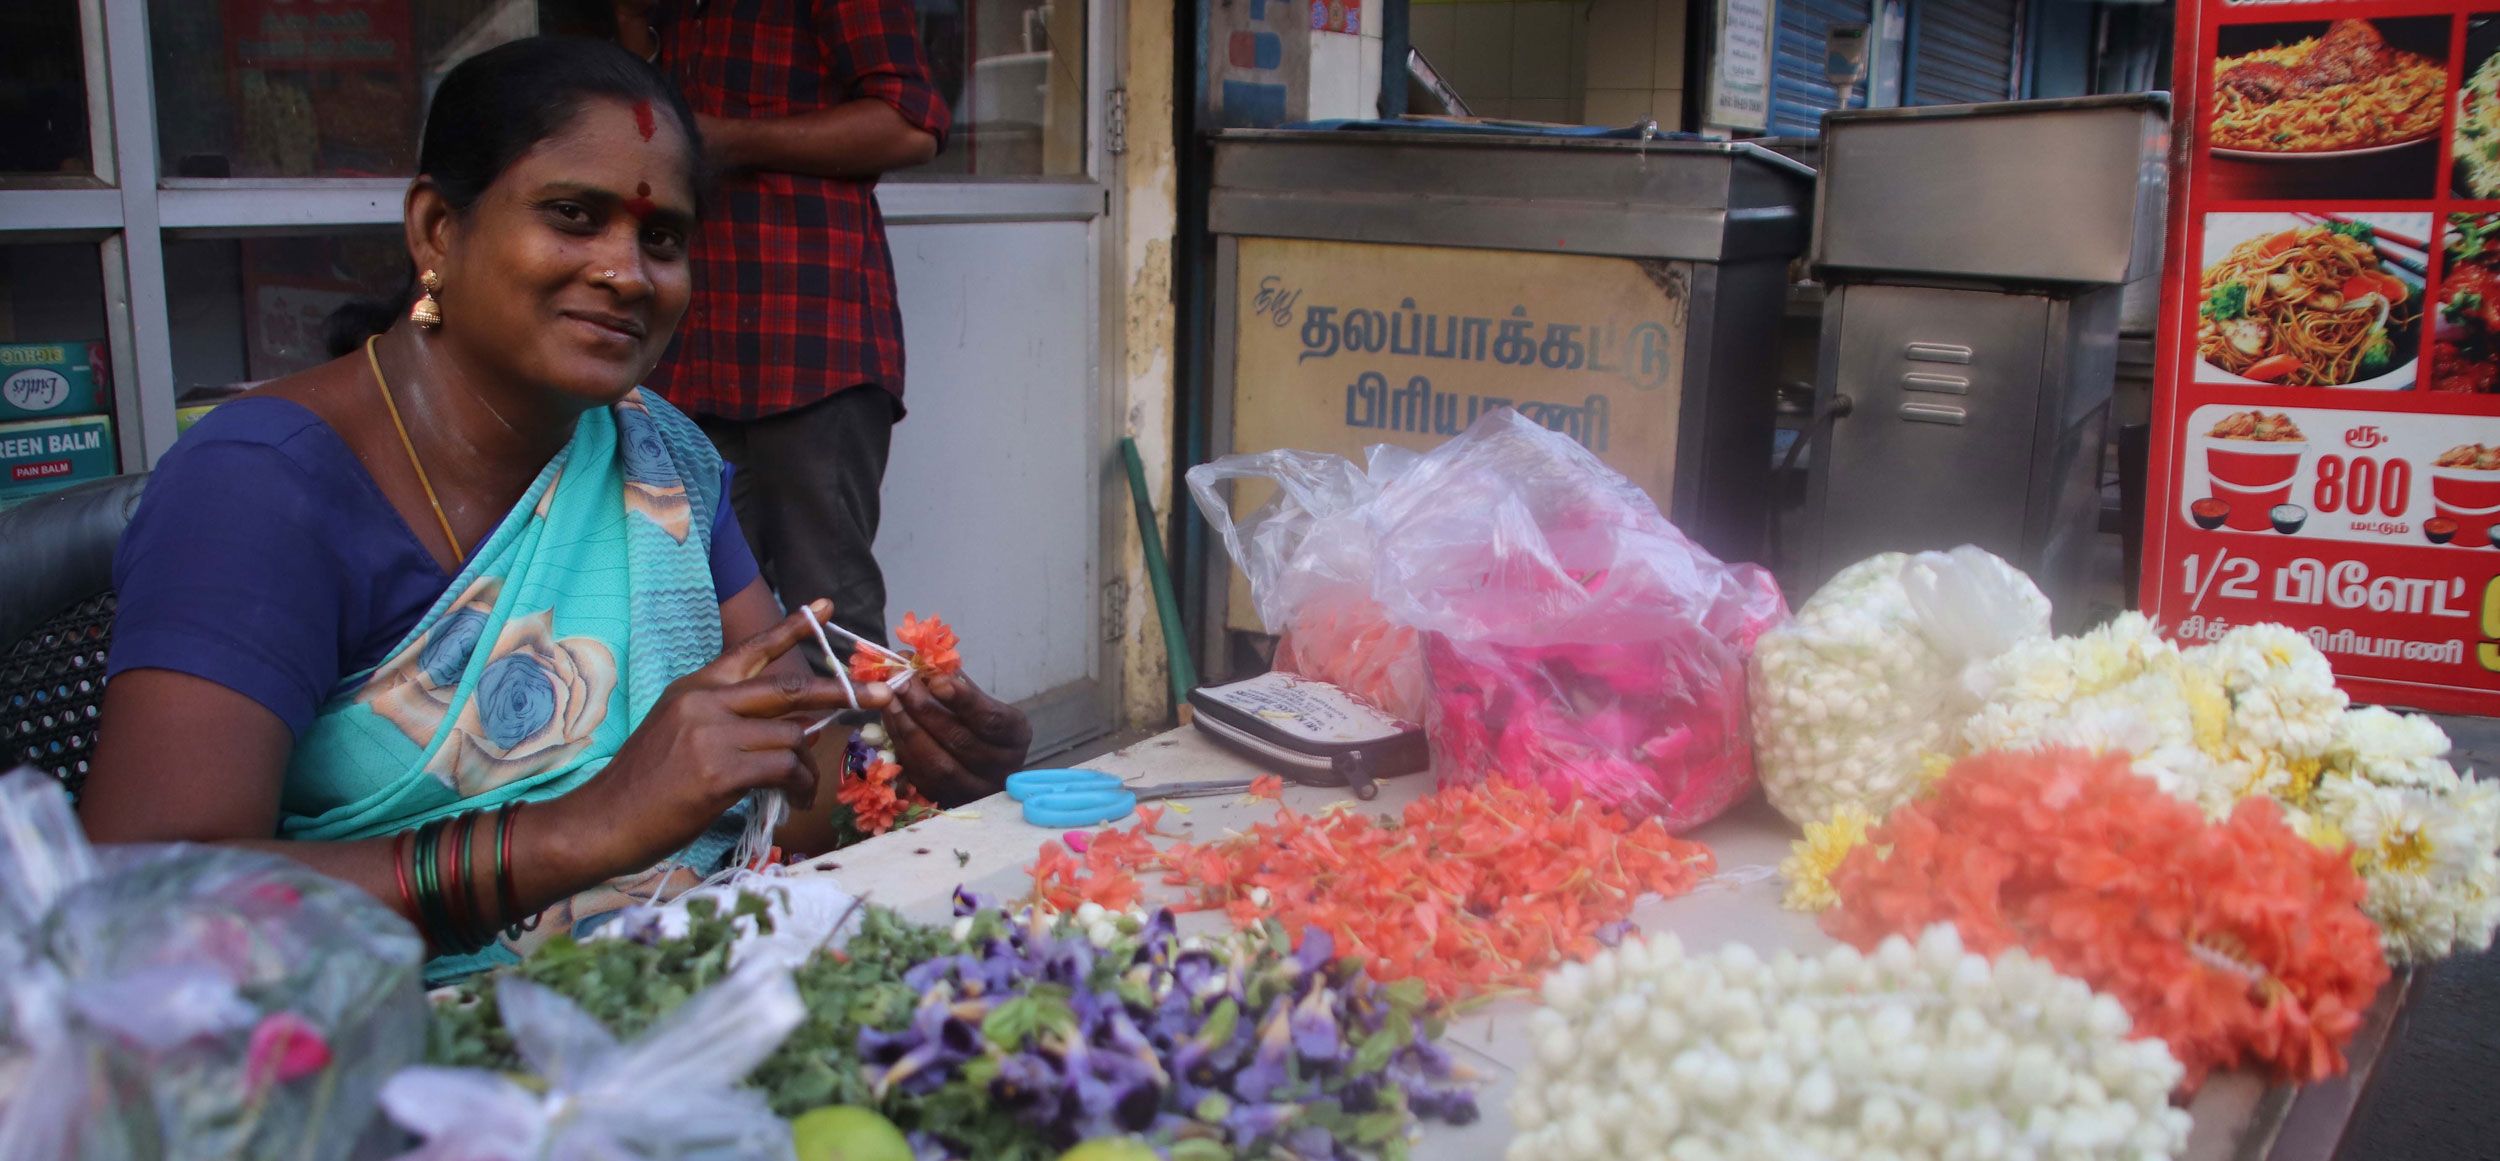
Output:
[559, 306, 648, 348]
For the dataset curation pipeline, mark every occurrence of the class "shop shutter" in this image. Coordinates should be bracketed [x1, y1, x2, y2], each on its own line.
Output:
[1906, 0, 2022, 107]
[1769, 0, 1876, 136]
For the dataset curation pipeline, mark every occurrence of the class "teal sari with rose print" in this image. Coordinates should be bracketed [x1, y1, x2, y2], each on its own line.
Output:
[280, 389, 744, 983]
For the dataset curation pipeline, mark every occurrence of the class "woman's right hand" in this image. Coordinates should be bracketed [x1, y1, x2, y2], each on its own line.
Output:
[540, 600, 862, 874]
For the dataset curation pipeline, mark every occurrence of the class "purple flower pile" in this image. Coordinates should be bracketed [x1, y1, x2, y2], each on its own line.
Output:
[857, 890, 1476, 1161]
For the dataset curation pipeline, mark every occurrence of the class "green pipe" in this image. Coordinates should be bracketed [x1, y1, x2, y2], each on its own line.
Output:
[1121, 436, 1199, 714]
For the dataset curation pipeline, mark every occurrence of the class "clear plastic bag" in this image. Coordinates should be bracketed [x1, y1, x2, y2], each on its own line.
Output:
[591, 868, 865, 974]
[0, 768, 428, 1161]
[1193, 410, 1786, 827]
[1187, 444, 1430, 722]
[383, 960, 804, 1161]
[1746, 547, 2052, 825]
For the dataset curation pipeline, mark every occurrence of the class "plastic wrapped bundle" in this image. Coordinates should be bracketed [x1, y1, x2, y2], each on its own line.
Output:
[1747, 547, 2052, 826]
[1187, 443, 1430, 722]
[0, 769, 427, 1160]
[1197, 410, 1785, 827]
[1373, 415, 1785, 827]
[383, 961, 803, 1160]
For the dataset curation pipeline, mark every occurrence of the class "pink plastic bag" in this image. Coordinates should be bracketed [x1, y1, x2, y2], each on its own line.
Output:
[1193, 409, 1786, 828]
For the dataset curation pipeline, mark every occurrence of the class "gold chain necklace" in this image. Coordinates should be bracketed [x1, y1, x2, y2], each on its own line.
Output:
[363, 336, 467, 565]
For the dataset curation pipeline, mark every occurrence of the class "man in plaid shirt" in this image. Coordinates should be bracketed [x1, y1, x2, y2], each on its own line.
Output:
[647, 0, 950, 649]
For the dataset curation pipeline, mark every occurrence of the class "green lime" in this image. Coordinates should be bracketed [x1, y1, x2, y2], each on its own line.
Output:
[1057, 1139, 1161, 1161]
[790, 1106, 913, 1161]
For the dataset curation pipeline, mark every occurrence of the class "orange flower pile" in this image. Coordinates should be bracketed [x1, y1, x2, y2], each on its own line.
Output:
[1823, 748, 2389, 1088]
[851, 612, 963, 685]
[1027, 780, 1715, 1002]
[836, 757, 932, 836]
[1029, 805, 1168, 913]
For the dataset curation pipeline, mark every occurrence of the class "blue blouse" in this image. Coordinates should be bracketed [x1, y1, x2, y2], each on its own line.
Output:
[107, 396, 760, 737]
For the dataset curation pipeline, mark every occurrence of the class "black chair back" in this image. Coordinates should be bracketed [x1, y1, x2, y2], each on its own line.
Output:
[0, 474, 147, 797]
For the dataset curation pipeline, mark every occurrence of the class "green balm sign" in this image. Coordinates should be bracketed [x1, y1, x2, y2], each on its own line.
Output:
[0, 415, 116, 508]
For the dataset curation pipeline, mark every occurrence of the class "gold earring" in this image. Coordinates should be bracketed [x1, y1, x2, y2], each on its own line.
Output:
[410, 269, 444, 329]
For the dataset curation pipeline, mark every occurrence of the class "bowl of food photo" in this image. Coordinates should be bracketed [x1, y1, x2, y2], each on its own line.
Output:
[2195, 215, 2425, 391]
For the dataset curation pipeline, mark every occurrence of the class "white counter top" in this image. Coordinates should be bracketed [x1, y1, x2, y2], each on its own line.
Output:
[791, 727, 2407, 1160]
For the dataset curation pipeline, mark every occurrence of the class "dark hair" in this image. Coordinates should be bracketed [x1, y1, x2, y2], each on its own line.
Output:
[325, 36, 705, 352]
[419, 36, 703, 216]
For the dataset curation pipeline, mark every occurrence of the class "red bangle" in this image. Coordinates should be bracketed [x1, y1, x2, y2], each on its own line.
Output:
[390, 828, 416, 921]
[496, 801, 525, 935]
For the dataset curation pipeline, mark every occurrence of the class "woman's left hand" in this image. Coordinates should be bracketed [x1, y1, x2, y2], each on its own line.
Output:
[884, 672, 1032, 805]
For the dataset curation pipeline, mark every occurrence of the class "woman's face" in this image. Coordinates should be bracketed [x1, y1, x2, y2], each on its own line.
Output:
[428, 97, 697, 406]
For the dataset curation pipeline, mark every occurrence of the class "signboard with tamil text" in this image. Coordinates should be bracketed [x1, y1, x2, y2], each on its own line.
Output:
[1225, 237, 1691, 632]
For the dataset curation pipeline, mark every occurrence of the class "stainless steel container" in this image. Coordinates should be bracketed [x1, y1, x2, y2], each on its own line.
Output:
[1812, 94, 2171, 287]
[1801, 95, 2169, 623]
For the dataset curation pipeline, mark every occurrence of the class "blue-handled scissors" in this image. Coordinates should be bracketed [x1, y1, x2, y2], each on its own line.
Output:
[1006, 769, 1261, 827]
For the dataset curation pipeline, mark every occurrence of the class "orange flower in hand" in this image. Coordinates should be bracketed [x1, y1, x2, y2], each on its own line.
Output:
[849, 612, 965, 684]
[896, 613, 962, 675]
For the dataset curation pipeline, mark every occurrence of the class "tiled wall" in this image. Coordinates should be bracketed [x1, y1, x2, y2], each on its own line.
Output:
[1581, 0, 1686, 128]
[1407, 0, 1687, 127]
[1407, 0, 1586, 123]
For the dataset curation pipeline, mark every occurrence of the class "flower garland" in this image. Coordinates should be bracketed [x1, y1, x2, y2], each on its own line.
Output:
[1748, 549, 2051, 827]
[1777, 803, 1874, 913]
[1509, 925, 2190, 1161]
[1758, 549, 2500, 965]
[1964, 615, 2500, 963]
[1818, 748, 2388, 1087]
[826, 613, 959, 843]
[1026, 778, 1716, 1003]
[833, 724, 935, 841]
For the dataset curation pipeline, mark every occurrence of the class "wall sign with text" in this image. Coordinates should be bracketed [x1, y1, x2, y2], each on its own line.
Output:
[2144, 5, 2500, 713]
[1224, 237, 1691, 631]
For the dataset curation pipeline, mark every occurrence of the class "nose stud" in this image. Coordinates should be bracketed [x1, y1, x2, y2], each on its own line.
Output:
[601, 269, 618, 280]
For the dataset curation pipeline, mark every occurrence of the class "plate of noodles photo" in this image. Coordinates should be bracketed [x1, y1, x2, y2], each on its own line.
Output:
[2210, 19, 2449, 160]
[2195, 212, 2426, 391]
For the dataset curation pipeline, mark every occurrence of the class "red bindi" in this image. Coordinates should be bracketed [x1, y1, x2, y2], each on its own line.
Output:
[623, 181, 656, 220]
[632, 99, 656, 141]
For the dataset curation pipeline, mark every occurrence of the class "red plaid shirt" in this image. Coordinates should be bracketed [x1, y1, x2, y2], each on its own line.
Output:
[648, 0, 951, 420]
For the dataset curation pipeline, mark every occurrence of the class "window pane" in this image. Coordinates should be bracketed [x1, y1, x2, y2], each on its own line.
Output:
[905, 0, 1087, 177]
[0, 244, 117, 508]
[0, 2, 96, 178]
[165, 231, 406, 397]
[148, 1, 536, 180]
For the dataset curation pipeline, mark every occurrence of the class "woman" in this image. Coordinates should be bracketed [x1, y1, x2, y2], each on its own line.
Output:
[80, 37, 1030, 981]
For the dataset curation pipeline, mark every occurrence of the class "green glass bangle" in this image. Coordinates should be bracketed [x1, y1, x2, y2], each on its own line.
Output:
[459, 811, 491, 949]
[446, 812, 479, 951]
[412, 818, 454, 949]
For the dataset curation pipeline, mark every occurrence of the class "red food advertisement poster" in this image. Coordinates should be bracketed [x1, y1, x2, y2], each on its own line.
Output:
[2145, 6, 2500, 713]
